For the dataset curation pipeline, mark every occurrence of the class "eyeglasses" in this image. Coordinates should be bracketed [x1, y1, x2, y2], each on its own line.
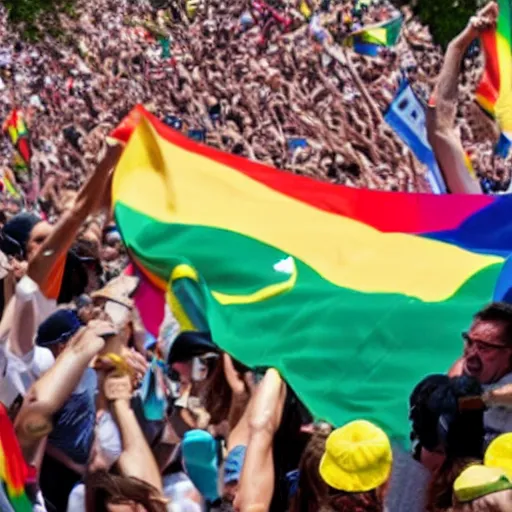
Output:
[462, 332, 511, 353]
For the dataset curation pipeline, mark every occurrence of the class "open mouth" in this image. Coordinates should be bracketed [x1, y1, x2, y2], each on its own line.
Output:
[464, 357, 482, 376]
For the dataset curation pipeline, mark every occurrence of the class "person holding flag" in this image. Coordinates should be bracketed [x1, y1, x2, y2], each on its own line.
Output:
[426, 2, 499, 194]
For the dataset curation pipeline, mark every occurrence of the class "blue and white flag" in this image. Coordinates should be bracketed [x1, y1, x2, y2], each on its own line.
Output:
[384, 79, 446, 194]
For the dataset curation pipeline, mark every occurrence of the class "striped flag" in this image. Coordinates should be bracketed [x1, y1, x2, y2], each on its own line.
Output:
[475, 0, 512, 155]
[346, 15, 403, 56]
[111, 105, 512, 441]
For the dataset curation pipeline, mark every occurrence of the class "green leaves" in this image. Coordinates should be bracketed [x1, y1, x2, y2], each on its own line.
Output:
[4, 0, 75, 39]
[401, 0, 480, 48]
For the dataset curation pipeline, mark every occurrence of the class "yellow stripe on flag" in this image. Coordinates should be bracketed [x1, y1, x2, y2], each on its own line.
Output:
[113, 119, 502, 302]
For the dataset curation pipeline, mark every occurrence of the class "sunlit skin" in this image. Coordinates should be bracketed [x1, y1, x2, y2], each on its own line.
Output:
[454, 489, 512, 511]
[26, 221, 53, 261]
[461, 319, 512, 385]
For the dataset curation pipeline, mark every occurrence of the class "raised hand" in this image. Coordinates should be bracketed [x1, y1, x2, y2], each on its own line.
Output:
[468, 2, 498, 35]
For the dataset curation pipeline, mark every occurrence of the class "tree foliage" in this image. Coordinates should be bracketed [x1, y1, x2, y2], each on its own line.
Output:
[393, 0, 480, 48]
[4, 0, 481, 48]
[4, 0, 75, 39]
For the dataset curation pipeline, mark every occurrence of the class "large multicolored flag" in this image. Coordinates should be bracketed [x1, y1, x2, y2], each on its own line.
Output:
[475, 0, 512, 155]
[3, 110, 31, 170]
[112, 106, 512, 442]
[346, 15, 403, 56]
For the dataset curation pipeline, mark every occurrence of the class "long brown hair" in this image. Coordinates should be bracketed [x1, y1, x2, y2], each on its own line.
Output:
[289, 431, 329, 512]
[201, 355, 233, 425]
[85, 469, 167, 512]
[427, 458, 480, 512]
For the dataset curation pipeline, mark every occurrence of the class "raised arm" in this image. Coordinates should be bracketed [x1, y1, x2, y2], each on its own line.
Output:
[110, 388, 163, 492]
[28, 143, 123, 288]
[14, 321, 112, 470]
[427, 3, 498, 194]
[235, 369, 286, 512]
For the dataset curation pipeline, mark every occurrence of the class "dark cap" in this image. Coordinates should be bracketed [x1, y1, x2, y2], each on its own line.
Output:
[0, 212, 42, 258]
[36, 309, 82, 348]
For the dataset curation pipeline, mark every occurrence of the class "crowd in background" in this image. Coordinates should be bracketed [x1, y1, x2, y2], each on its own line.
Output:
[0, 0, 510, 208]
[1, 1, 512, 512]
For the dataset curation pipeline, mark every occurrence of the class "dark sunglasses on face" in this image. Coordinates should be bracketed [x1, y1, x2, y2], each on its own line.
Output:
[462, 332, 511, 353]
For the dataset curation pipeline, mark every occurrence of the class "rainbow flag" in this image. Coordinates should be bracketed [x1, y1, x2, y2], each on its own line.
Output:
[2, 176, 20, 199]
[112, 106, 512, 442]
[3, 110, 31, 169]
[0, 405, 32, 511]
[347, 15, 403, 56]
[475, 0, 512, 152]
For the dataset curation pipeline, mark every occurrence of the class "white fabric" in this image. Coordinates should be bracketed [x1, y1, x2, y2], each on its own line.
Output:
[158, 303, 181, 363]
[16, 275, 57, 325]
[0, 276, 59, 408]
[163, 472, 202, 512]
[167, 500, 202, 512]
[96, 410, 123, 470]
[32, 490, 48, 512]
[66, 483, 85, 512]
[484, 372, 512, 448]
[0, 345, 55, 408]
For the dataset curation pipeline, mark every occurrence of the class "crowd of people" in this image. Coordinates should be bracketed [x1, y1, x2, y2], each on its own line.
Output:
[0, 0, 510, 204]
[1, 0, 512, 511]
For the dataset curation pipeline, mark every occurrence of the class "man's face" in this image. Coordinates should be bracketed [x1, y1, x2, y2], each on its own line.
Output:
[462, 319, 512, 384]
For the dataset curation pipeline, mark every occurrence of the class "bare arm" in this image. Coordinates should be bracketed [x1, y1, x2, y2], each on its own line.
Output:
[28, 143, 123, 287]
[15, 322, 111, 469]
[235, 369, 286, 512]
[427, 4, 497, 194]
[6, 289, 37, 357]
[112, 398, 163, 492]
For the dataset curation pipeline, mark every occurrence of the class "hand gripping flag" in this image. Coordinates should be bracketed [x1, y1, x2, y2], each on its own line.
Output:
[475, 0, 512, 156]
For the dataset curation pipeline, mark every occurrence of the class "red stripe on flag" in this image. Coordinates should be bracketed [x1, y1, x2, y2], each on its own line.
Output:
[112, 106, 495, 235]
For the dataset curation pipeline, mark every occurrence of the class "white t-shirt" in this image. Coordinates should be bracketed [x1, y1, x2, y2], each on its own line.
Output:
[16, 275, 57, 326]
[164, 473, 202, 512]
[0, 345, 55, 408]
[66, 484, 85, 512]
[0, 275, 57, 408]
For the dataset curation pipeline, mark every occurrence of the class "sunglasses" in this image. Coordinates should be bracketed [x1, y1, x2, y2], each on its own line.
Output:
[462, 332, 511, 353]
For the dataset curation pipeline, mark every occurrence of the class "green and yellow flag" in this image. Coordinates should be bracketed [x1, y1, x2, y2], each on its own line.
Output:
[112, 106, 512, 442]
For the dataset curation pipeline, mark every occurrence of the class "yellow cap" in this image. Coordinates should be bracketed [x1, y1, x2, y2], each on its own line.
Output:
[318, 420, 392, 492]
[485, 433, 512, 480]
[454, 464, 512, 503]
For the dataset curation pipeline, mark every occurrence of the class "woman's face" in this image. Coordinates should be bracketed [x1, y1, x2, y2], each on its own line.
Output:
[26, 221, 53, 260]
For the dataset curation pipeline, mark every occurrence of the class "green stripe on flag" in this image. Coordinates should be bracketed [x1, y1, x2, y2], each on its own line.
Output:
[116, 202, 501, 442]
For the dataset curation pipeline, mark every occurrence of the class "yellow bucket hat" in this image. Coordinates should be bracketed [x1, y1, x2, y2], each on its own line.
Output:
[318, 420, 392, 492]
[485, 433, 512, 480]
[454, 465, 512, 503]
